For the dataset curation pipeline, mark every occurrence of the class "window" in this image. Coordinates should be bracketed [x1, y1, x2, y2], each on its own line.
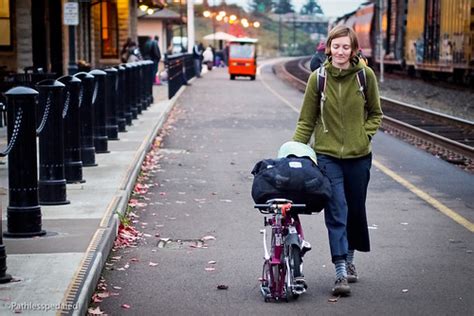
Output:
[0, 0, 12, 50]
[100, 0, 118, 58]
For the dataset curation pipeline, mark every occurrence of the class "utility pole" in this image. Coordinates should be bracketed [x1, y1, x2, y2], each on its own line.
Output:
[278, 0, 282, 55]
[293, 12, 296, 56]
[179, 0, 184, 52]
[378, 0, 384, 83]
[187, 0, 194, 53]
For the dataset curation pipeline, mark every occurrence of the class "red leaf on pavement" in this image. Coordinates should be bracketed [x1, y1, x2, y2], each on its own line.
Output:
[87, 306, 104, 315]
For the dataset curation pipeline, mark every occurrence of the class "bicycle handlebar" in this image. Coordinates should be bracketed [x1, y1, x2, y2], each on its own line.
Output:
[254, 200, 306, 214]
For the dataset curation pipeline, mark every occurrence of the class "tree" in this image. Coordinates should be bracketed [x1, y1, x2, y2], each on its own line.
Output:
[300, 0, 323, 15]
[273, 0, 294, 14]
[249, 0, 274, 14]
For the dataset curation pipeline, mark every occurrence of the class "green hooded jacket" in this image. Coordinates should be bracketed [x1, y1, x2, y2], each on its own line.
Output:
[293, 59, 383, 159]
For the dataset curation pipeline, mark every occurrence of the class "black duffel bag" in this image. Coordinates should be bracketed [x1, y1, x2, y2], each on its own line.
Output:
[251, 157, 332, 213]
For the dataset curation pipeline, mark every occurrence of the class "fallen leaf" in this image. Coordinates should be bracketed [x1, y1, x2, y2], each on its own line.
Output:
[87, 306, 104, 315]
[402, 289, 408, 293]
[149, 262, 158, 266]
[217, 284, 229, 290]
[202, 235, 216, 241]
[113, 286, 122, 290]
[208, 260, 216, 264]
[121, 304, 131, 309]
[205, 267, 215, 271]
[328, 296, 340, 303]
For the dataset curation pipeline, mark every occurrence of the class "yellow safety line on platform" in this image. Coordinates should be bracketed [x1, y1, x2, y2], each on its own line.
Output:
[260, 63, 474, 233]
[373, 160, 474, 233]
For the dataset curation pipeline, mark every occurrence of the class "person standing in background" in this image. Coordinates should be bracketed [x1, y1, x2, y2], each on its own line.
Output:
[193, 42, 203, 78]
[309, 40, 327, 72]
[143, 36, 161, 84]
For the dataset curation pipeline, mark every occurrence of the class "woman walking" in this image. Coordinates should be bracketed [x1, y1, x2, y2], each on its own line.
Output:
[292, 25, 383, 296]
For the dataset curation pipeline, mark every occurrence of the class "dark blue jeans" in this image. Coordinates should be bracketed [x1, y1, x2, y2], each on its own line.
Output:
[317, 153, 372, 263]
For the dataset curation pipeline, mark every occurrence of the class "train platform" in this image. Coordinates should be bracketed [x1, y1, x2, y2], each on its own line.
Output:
[0, 59, 473, 315]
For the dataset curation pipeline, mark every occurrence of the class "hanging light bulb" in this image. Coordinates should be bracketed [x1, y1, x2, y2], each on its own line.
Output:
[147, 8, 155, 15]
[139, 4, 149, 11]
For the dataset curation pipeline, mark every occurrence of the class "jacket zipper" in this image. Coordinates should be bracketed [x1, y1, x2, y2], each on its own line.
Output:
[339, 81, 344, 157]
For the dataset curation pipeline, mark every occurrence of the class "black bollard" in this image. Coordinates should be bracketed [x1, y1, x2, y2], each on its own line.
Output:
[36, 79, 70, 205]
[132, 63, 142, 115]
[89, 69, 109, 153]
[0, 206, 12, 282]
[74, 72, 97, 167]
[114, 65, 127, 132]
[147, 60, 154, 105]
[137, 61, 147, 110]
[104, 68, 119, 140]
[140, 60, 149, 110]
[124, 63, 137, 121]
[3, 86, 46, 237]
[58, 75, 84, 184]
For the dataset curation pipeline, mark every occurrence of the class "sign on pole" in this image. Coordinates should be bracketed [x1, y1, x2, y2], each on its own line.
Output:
[64, 2, 79, 26]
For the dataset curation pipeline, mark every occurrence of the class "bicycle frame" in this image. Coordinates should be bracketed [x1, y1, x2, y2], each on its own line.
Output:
[256, 199, 307, 302]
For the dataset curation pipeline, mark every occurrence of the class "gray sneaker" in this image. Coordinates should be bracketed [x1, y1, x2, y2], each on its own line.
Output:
[332, 277, 351, 296]
[346, 263, 358, 283]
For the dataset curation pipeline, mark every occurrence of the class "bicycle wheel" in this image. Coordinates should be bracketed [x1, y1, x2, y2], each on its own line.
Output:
[289, 245, 302, 278]
[287, 245, 303, 300]
[260, 260, 272, 301]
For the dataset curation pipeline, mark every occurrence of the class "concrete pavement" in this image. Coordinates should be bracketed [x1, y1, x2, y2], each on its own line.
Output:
[0, 82, 184, 315]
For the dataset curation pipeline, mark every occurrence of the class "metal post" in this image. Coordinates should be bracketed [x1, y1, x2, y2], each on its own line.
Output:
[278, 14, 282, 54]
[379, 0, 384, 83]
[123, 64, 134, 124]
[3, 86, 46, 237]
[114, 65, 127, 132]
[68, 25, 78, 75]
[58, 75, 84, 183]
[139, 61, 149, 110]
[74, 72, 98, 166]
[104, 68, 119, 140]
[133, 63, 142, 114]
[0, 197, 12, 282]
[179, 0, 184, 51]
[36, 79, 70, 205]
[89, 69, 109, 153]
[128, 63, 139, 119]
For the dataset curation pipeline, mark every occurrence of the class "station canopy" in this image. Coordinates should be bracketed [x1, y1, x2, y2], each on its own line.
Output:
[203, 32, 237, 41]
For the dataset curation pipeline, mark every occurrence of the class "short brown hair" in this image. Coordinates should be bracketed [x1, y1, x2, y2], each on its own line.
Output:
[325, 25, 359, 57]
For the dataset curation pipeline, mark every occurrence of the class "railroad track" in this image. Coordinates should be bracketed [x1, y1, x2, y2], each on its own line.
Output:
[274, 58, 474, 172]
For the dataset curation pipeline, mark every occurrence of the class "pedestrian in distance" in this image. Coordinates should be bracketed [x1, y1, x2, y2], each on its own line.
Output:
[120, 37, 133, 63]
[127, 41, 142, 63]
[309, 40, 327, 72]
[143, 36, 162, 84]
[202, 46, 214, 71]
[292, 25, 383, 297]
[192, 42, 203, 78]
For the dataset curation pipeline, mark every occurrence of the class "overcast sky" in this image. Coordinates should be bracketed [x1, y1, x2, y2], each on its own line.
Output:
[213, 0, 368, 18]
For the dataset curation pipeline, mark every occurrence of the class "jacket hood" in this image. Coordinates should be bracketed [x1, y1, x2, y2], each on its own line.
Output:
[323, 56, 364, 80]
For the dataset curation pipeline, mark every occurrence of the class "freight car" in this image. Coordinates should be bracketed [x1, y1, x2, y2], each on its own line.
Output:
[333, 0, 473, 84]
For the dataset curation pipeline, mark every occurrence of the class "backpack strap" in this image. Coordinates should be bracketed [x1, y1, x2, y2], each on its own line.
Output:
[316, 67, 328, 133]
[355, 68, 368, 103]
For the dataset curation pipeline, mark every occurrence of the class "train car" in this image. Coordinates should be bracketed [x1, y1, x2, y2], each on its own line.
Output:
[336, 0, 473, 83]
[353, 2, 376, 64]
[405, 0, 473, 81]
